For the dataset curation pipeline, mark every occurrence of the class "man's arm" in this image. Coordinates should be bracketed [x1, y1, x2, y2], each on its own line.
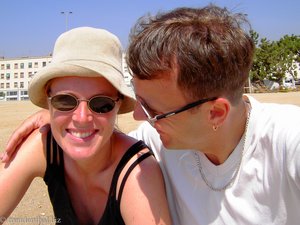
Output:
[1, 109, 50, 162]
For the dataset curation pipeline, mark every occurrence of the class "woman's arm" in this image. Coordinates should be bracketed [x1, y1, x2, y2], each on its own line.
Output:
[119, 148, 172, 225]
[0, 130, 47, 220]
[1, 109, 50, 162]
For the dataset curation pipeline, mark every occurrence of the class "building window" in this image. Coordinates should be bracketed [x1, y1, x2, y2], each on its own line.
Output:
[6, 73, 10, 79]
[6, 83, 10, 88]
[1, 64, 4, 70]
[1, 74, 4, 79]
[20, 72, 24, 78]
[20, 82, 24, 88]
[14, 73, 18, 78]
[14, 82, 18, 88]
[28, 72, 33, 78]
[28, 62, 32, 68]
[20, 63, 24, 69]
[34, 62, 38, 68]
[7, 91, 17, 96]
[14, 63, 18, 69]
[0, 83, 4, 89]
[6, 64, 10, 69]
[42, 61, 47, 67]
[21, 90, 27, 95]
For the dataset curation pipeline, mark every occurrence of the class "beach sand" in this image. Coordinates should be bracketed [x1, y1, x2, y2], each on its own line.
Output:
[1, 91, 300, 223]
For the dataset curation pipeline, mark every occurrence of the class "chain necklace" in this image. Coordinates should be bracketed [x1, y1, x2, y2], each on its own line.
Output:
[194, 105, 251, 192]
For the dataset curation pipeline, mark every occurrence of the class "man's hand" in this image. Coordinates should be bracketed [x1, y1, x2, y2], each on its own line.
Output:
[1, 109, 50, 162]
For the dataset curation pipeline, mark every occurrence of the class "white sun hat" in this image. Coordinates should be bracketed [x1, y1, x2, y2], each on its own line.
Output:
[29, 27, 135, 114]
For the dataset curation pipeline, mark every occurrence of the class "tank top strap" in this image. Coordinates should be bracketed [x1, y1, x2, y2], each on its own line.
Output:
[46, 131, 62, 166]
[117, 151, 153, 202]
[108, 140, 153, 199]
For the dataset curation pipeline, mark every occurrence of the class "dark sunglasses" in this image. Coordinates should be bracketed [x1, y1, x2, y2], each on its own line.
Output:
[48, 94, 121, 114]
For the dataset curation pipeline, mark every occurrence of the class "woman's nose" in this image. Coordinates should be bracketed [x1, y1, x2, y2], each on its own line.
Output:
[72, 101, 93, 123]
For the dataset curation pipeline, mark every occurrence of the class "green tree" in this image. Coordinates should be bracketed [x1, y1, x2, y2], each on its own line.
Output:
[276, 35, 300, 79]
[250, 30, 259, 46]
[250, 32, 300, 86]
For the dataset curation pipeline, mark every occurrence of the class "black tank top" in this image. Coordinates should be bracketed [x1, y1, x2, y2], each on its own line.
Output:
[44, 132, 153, 225]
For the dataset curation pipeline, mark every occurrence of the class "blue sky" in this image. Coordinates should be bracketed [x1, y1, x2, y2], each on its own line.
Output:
[1, 0, 299, 58]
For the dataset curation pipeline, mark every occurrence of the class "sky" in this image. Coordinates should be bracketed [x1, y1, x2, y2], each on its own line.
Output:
[1, 0, 299, 58]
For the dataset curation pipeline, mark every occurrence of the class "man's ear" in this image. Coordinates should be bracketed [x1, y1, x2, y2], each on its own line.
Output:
[208, 98, 230, 128]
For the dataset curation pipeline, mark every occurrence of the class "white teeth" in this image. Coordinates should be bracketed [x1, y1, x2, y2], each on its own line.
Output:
[70, 131, 93, 138]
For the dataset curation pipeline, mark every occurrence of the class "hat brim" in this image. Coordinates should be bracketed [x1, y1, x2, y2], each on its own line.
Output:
[29, 61, 136, 114]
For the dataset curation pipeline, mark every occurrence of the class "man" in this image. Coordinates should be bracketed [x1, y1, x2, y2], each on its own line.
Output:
[2, 4, 300, 225]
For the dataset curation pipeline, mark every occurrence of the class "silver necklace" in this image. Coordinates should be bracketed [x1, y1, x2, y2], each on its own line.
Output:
[194, 105, 251, 192]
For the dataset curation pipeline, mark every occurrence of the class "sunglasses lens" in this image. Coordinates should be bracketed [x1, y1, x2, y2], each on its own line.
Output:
[89, 97, 116, 113]
[51, 94, 77, 111]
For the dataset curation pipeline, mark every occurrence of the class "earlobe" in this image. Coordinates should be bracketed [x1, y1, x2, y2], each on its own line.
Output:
[209, 98, 230, 129]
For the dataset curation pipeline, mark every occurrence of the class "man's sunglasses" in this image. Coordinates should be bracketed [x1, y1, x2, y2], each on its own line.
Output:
[138, 96, 217, 126]
[48, 94, 122, 114]
[131, 78, 217, 126]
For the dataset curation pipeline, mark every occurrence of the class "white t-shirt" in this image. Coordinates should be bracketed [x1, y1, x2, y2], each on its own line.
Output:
[129, 95, 300, 225]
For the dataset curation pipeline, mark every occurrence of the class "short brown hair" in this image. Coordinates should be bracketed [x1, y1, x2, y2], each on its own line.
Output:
[127, 4, 254, 104]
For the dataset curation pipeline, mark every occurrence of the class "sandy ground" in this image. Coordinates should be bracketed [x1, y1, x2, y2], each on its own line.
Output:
[0, 91, 300, 224]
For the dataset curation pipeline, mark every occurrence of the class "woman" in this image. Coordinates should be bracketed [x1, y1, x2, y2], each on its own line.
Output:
[0, 27, 171, 225]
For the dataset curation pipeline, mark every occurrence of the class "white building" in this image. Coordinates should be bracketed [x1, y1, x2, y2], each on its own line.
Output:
[122, 53, 133, 87]
[0, 53, 132, 102]
[0, 56, 52, 101]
